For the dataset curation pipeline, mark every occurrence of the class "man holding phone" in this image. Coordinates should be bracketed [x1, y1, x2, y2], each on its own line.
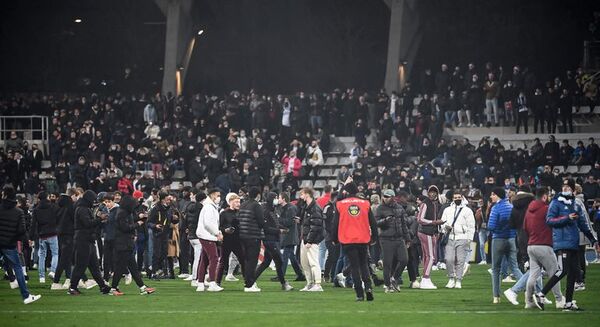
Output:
[534, 179, 600, 311]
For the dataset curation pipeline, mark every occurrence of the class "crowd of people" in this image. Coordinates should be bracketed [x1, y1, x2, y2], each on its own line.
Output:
[1, 61, 600, 309]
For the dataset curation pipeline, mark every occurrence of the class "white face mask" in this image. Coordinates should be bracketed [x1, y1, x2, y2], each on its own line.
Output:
[273, 198, 279, 206]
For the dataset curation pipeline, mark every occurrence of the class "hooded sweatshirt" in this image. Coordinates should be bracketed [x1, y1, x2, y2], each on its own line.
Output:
[74, 190, 103, 243]
[509, 192, 534, 230]
[523, 199, 552, 246]
[31, 199, 59, 239]
[196, 198, 220, 241]
[440, 198, 476, 241]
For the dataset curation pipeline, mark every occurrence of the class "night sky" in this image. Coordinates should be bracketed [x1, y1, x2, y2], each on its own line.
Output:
[0, 0, 598, 95]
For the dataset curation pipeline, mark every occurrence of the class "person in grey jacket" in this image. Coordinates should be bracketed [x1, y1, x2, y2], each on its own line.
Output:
[375, 189, 410, 293]
[278, 192, 305, 281]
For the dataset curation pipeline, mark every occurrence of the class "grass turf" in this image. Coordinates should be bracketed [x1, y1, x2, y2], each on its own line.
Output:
[1, 264, 599, 326]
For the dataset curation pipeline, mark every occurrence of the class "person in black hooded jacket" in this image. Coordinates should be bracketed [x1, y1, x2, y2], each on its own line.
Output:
[52, 189, 78, 287]
[254, 192, 293, 291]
[109, 195, 155, 296]
[68, 190, 110, 295]
[509, 185, 534, 271]
[30, 191, 59, 283]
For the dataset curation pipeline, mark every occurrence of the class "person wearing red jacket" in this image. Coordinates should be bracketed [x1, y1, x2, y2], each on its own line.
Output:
[523, 188, 563, 309]
[332, 178, 378, 301]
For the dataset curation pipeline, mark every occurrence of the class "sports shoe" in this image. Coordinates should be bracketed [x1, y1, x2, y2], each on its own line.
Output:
[191, 280, 199, 287]
[300, 283, 314, 292]
[366, 289, 374, 301]
[445, 278, 456, 289]
[555, 298, 565, 309]
[487, 268, 493, 275]
[574, 282, 585, 291]
[543, 297, 552, 305]
[463, 263, 470, 275]
[63, 279, 71, 289]
[125, 274, 132, 285]
[419, 278, 437, 290]
[78, 280, 86, 288]
[243, 284, 261, 292]
[563, 302, 582, 311]
[454, 280, 462, 289]
[336, 273, 346, 288]
[431, 265, 439, 271]
[184, 275, 194, 281]
[282, 282, 293, 291]
[23, 294, 41, 304]
[390, 278, 400, 292]
[196, 284, 205, 292]
[51, 283, 65, 290]
[503, 288, 519, 305]
[10, 280, 18, 289]
[100, 286, 111, 295]
[383, 285, 395, 293]
[438, 262, 446, 270]
[85, 280, 98, 289]
[502, 276, 516, 283]
[39, 278, 46, 284]
[48, 272, 55, 279]
[178, 273, 190, 279]
[308, 284, 323, 292]
[207, 282, 224, 292]
[109, 288, 124, 296]
[356, 296, 365, 301]
[68, 288, 81, 295]
[140, 286, 155, 295]
[493, 297, 500, 304]
[225, 274, 239, 282]
[478, 260, 487, 265]
[410, 280, 420, 289]
[524, 302, 535, 309]
[533, 293, 545, 310]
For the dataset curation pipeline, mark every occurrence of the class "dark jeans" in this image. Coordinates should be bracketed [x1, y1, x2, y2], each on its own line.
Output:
[135, 236, 146, 272]
[216, 239, 245, 284]
[542, 249, 579, 303]
[533, 114, 544, 133]
[103, 239, 115, 280]
[241, 238, 261, 288]
[561, 113, 573, 133]
[255, 240, 286, 284]
[281, 244, 303, 278]
[152, 235, 168, 274]
[407, 242, 420, 282]
[70, 240, 108, 291]
[380, 240, 408, 286]
[178, 227, 190, 274]
[516, 111, 528, 134]
[53, 234, 73, 283]
[0, 247, 30, 299]
[576, 245, 586, 283]
[343, 244, 372, 298]
[111, 249, 145, 288]
[324, 241, 340, 281]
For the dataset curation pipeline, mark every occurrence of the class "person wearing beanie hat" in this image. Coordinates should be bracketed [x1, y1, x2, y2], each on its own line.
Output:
[69, 189, 111, 295]
[533, 179, 600, 311]
[0, 185, 42, 304]
[488, 186, 522, 304]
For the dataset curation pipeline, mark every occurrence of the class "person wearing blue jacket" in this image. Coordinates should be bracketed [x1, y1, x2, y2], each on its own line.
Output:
[488, 187, 523, 304]
[533, 179, 599, 312]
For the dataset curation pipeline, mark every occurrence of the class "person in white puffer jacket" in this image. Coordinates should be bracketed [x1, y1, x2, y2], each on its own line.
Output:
[195, 188, 224, 292]
[440, 192, 475, 289]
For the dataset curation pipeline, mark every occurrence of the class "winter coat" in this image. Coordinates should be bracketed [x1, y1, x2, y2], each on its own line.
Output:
[301, 200, 324, 244]
[488, 198, 515, 239]
[74, 190, 103, 243]
[523, 199, 552, 247]
[509, 192, 534, 230]
[375, 201, 410, 241]
[238, 199, 265, 240]
[440, 199, 476, 241]
[0, 199, 27, 248]
[114, 195, 138, 251]
[196, 199, 221, 241]
[575, 195, 597, 246]
[546, 193, 596, 251]
[31, 199, 59, 239]
[56, 195, 75, 236]
[279, 203, 299, 247]
[186, 202, 202, 240]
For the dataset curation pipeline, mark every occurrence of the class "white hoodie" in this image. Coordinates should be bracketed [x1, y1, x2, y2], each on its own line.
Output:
[196, 198, 221, 241]
[440, 198, 476, 241]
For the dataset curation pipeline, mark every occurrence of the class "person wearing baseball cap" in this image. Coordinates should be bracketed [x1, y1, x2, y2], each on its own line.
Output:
[533, 179, 600, 311]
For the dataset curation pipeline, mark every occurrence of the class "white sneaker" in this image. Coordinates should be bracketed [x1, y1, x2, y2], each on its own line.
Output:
[23, 294, 41, 305]
[431, 265, 439, 271]
[50, 283, 65, 290]
[78, 280, 86, 288]
[125, 274, 132, 285]
[63, 279, 71, 289]
[300, 283, 314, 292]
[191, 280, 199, 287]
[39, 278, 46, 284]
[462, 263, 470, 275]
[419, 278, 437, 289]
[178, 273, 190, 279]
[502, 276, 516, 283]
[184, 275, 194, 281]
[196, 284, 205, 292]
[85, 280, 98, 289]
[336, 273, 346, 288]
[438, 263, 446, 270]
[207, 282, 223, 292]
[454, 280, 462, 289]
[308, 284, 323, 292]
[543, 297, 553, 305]
[493, 297, 500, 304]
[445, 278, 456, 289]
[487, 268, 493, 275]
[244, 284, 261, 292]
[282, 282, 294, 291]
[48, 272, 55, 279]
[225, 274, 239, 282]
[10, 280, 19, 289]
[410, 280, 420, 289]
[478, 260, 487, 265]
[555, 298, 565, 309]
[503, 288, 519, 305]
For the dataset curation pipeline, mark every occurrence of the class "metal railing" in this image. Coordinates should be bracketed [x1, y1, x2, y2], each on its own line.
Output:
[0, 116, 50, 154]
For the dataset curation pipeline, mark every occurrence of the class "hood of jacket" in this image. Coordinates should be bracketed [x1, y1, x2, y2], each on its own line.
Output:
[512, 192, 534, 209]
[527, 199, 547, 214]
[119, 195, 138, 214]
[79, 190, 97, 208]
[37, 199, 52, 210]
[2, 199, 17, 210]
[58, 194, 71, 208]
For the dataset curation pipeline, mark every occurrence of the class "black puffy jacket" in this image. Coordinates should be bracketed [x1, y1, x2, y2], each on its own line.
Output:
[74, 190, 103, 243]
[301, 200, 324, 244]
[186, 202, 202, 240]
[114, 195, 138, 251]
[31, 199, 59, 239]
[56, 195, 75, 236]
[238, 199, 265, 240]
[375, 201, 410, 241]
[0, 199, 27, 248]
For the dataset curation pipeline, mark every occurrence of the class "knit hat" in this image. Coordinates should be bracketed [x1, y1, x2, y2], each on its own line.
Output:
[382, 189, 395, 197]
[83, 190, 98, 204]
[491, 187, 506, 199]
[344, 182, 359, 195]
[132, 190, 144, 199]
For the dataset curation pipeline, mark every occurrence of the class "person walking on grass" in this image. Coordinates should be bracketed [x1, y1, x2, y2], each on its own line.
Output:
[108, 194, 155, 296]
[533, 179, 599, 311]
[298, 187, 325, 292]
[237, 187, 265, 292]
[195, 188, 224, 292]
[0, 185, 41, 304]
[416, 194, 444, 290]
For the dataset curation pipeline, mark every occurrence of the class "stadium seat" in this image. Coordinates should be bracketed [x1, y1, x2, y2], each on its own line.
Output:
[325, 157, 338, 166]
[327, 180, 339, 188]
[319, 168, 333, 177]
[338, 157, 352, 166]
[300, 180, 313, 188]
[579, 165, 591, 174]
[182, 181, 193, 187]
[41, 160, 52, 169]
[565, 166, 579, 174]
[169, 182, 182, 190]
[314, 180, 327, 189]
[173, 170, 186, 180]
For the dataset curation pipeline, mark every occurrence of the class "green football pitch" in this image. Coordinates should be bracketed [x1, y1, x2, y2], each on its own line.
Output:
[1, 264, 599, 326]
